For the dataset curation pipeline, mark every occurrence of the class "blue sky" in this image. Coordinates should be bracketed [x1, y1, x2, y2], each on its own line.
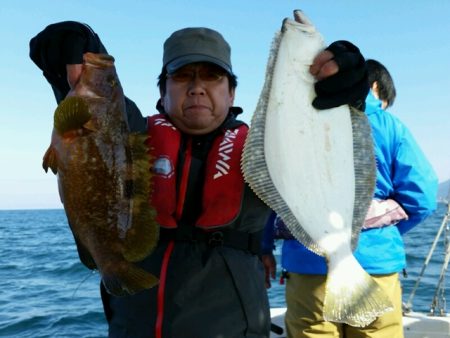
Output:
[1, 0, 449, 209]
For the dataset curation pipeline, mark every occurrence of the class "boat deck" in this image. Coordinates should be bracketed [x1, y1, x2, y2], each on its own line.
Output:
[270, 308, 450, 338]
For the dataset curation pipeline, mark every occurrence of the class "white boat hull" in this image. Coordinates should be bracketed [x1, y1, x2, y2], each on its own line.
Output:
[270, 308, 450, 338]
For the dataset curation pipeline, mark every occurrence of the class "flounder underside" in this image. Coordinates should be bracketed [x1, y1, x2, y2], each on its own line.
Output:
[242, 10, 393, 326]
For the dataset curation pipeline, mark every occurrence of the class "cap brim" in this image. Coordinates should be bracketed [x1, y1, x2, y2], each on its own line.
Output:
[166, 54, 232, 75]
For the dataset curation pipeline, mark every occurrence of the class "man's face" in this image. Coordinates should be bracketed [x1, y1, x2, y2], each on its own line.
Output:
[160, 62, 235, 135]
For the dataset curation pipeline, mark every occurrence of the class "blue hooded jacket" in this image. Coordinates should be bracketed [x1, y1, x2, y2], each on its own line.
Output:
[262, 91, 438, 275]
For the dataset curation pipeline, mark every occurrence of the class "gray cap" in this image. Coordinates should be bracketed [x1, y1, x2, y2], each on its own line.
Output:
[163, 27, 233, 74]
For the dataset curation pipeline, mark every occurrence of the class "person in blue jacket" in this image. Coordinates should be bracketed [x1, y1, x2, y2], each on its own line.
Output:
[262, 59, 439, 338]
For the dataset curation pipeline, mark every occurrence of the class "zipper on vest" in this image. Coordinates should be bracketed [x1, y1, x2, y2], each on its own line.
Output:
[175, 137, 192, 220]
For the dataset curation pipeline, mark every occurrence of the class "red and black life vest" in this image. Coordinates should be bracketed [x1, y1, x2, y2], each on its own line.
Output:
[146, 114, 248, 229]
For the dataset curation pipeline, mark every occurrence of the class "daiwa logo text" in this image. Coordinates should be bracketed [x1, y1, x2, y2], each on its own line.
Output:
[213, 129, 239, 179]
[154, 118, 176, 130]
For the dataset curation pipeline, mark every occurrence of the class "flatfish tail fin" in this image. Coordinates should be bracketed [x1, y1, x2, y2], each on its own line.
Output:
[323, 254, 394, 327]
[122, 133, 159, 262]
[241, 29, 322, 255]
[350, 107, 377, 250]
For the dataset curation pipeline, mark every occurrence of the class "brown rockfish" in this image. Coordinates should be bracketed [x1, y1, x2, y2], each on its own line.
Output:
[43, 52, 158, 296]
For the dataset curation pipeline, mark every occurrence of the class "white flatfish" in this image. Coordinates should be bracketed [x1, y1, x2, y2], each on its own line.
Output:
[242, 10, 393, 326]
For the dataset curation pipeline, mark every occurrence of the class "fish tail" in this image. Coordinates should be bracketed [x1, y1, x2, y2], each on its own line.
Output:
[102, 263, 159, 296]
[323, 254, 393, 327]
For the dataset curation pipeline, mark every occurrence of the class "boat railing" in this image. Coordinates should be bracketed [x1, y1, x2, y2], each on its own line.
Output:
[404, 193, 450, 316]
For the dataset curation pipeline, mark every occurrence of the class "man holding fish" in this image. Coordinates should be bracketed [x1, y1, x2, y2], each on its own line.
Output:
[262, 59, 438, 337]
[30, 14, 371, 338]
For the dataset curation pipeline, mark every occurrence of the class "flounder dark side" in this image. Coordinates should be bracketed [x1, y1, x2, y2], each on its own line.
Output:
[43, 52, 158, 296]
[242, 11, 393, 326]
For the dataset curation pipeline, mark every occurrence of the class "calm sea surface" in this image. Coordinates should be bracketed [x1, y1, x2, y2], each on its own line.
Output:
[0, 204, 448, 337]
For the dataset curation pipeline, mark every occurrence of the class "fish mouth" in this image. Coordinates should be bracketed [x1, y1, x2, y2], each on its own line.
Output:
[83, 52, 115, 68]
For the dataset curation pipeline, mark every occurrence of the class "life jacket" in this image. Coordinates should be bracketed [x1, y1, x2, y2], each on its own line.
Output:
[146, 114, 247, 230]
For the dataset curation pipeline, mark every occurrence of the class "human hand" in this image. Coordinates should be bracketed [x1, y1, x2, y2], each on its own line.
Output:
[310, 40, 369, 110]
[364, 199, 409, 229]
[66, 64, 83, 90]
[262, 253, 277, 288]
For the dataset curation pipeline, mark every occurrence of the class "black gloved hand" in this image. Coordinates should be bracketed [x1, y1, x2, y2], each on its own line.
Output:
[312, 40, 369, 111]
[29, 21, 107, 103]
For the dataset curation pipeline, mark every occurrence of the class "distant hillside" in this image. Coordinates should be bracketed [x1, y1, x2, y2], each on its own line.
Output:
[438, 179, 450, 201]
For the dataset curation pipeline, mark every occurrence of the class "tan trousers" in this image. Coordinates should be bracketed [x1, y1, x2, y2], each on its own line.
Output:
[285, 273, 404, 338]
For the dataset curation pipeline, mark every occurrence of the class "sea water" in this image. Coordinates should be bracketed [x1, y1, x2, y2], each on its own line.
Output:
[0, 204, 448, 337]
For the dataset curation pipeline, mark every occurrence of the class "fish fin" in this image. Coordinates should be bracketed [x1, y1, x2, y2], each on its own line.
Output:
[349, 106, 377, 250]
[54, 96, 92, 134]
[82, 119, 98, 132]
[123, 133, 159, 262]
[323, 254, 393, 327]
[241, 29, 323, 256]
[102, 263, 159, 296]
[42, 145, 58, 174]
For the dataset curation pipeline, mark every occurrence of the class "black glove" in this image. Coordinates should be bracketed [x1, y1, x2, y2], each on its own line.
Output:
[29, 21, 107, 103]
[312, 40, 369, 111]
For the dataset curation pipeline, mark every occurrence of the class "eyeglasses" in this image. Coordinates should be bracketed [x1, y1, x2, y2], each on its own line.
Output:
[166, 65, 227, 83]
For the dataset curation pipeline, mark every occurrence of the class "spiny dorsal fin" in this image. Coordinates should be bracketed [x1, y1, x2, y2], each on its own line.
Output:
[123, 133, 158, 262]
